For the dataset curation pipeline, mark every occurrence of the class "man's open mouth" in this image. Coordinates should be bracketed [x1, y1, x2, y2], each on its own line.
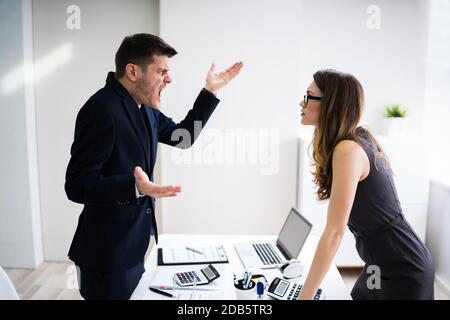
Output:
[158, 86, 165, 99]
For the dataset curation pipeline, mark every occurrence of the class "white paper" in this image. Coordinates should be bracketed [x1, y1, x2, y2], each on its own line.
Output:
[162, 246, 228, 264]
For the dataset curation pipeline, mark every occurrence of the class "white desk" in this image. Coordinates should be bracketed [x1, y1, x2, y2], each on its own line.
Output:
[131, 234, 352, 300]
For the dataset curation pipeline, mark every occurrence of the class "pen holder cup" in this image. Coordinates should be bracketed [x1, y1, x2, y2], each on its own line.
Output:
[234, 279, 257, 300]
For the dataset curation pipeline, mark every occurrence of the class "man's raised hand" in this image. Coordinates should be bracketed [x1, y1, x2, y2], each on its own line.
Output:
[204, 61, 244, 94]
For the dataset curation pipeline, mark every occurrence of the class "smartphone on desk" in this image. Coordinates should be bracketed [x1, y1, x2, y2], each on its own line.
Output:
[174, 264, 220, 287]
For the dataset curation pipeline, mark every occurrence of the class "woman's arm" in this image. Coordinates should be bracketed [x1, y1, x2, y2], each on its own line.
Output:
[298, 140, 369, 300]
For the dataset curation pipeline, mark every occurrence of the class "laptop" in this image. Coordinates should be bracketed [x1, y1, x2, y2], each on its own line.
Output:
[234, 207, 312, 269]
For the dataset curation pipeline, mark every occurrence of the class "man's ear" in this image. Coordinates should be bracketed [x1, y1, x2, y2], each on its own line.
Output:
[125, 63, 139, 82]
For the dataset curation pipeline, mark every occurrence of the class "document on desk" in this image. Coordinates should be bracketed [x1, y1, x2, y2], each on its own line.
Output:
[157, 245, 229, 265]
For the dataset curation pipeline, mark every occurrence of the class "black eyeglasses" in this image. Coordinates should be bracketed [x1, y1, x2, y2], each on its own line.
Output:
[303, 94, 322, 105]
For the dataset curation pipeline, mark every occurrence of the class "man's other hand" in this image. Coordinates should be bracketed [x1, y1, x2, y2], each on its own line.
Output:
[134, 166, 181, 198]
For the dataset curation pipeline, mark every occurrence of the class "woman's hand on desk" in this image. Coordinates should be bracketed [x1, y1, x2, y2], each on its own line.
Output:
[134, 166, 181, 198]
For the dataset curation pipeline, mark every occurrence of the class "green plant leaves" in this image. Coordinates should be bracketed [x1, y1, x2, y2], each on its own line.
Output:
[384, 104, 407, 118]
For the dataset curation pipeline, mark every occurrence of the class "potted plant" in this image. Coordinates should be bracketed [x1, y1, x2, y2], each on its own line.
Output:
[381, 104, 408, 137]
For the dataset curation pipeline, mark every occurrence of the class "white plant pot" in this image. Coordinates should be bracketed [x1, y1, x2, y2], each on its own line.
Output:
[381, 117, 407, 137]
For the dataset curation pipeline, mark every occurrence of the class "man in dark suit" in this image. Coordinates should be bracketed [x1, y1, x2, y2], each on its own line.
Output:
[65, 33, 243, 300]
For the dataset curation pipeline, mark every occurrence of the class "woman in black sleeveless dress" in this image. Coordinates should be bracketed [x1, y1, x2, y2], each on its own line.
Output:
[297, 69, 434, 300]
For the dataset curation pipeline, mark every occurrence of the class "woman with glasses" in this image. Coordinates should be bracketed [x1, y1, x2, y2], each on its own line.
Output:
[297, 69, 434, 300]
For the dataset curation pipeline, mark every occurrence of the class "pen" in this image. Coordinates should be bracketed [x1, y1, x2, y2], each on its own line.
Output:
[149, 287, 173, 298]
[246, 272, 253, 288]
[185, 247, 204, 255]
[242, 271, 248, 289]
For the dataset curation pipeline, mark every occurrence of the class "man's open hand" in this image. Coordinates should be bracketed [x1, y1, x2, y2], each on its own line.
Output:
[134, 166, 181, 198]
[204, 61, 244, 94]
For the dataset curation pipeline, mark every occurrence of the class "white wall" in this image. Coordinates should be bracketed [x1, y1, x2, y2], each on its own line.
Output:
[423, 0, 450, 297]
[158, 0, 430, 236]
[159, 0, 302, 234]
[0, 0, 43, 268]
[426, 181, 450, 296]
[423, 0, 450, 183]
[32, 0, 159, 260]
[297, 0, 429, 136]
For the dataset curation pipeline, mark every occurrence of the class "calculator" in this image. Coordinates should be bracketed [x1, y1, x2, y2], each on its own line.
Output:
[174, 264, 220, 287]
[267, 277, 325, 300]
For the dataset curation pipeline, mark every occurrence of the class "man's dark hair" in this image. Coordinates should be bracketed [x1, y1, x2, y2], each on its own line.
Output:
[115, 33, 177, 78]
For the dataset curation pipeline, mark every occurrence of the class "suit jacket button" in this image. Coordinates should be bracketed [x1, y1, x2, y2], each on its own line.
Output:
[146, 208, 152, 215]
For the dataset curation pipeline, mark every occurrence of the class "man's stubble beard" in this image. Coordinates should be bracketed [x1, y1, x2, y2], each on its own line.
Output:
[135, 77, 150, 106]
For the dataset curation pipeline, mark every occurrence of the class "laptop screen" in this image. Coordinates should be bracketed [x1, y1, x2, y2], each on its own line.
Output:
[276, 207, 312, 260]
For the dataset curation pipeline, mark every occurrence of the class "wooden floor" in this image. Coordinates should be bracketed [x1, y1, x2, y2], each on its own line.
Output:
[4, 262, 83, 300]
[4, 262, 449, 300]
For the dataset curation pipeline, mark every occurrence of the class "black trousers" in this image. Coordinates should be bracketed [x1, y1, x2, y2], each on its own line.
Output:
[77, 262, 145, 300]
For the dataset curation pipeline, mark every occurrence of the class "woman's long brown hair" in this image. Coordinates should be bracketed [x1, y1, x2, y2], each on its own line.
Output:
[311, 69, 389, 200]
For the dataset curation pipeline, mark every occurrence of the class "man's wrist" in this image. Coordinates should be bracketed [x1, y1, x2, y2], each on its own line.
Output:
[203, 86, 217, 96]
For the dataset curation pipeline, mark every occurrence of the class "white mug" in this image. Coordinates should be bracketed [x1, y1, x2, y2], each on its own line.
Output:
[234, 279, 257, 300]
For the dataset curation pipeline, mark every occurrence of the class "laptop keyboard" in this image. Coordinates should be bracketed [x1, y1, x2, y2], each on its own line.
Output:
[253, 243, 283, 265]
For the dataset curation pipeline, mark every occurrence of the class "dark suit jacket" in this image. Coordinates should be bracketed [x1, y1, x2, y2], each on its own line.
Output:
[65, 72, 219, 272]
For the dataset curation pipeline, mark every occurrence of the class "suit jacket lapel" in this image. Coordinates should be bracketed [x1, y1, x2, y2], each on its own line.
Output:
[106, 72, 152, 172]
[144, 107, 158, 175]
[122, 96, 151, 171]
